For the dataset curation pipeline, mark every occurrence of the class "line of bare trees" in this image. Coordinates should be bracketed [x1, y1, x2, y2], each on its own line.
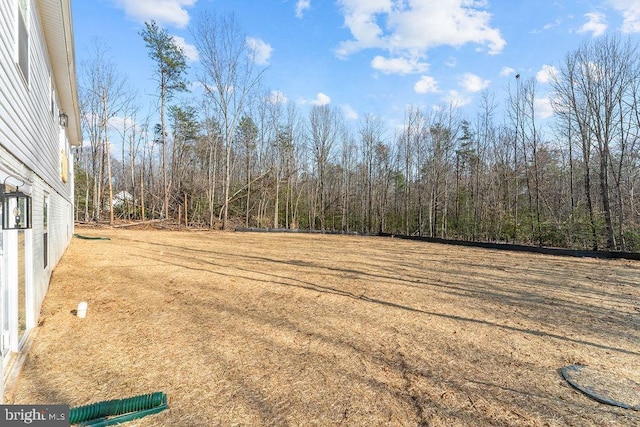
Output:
[74, 17, 640, 251]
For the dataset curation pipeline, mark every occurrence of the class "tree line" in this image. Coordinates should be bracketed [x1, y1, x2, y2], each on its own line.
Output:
[74, 13, 640, 251]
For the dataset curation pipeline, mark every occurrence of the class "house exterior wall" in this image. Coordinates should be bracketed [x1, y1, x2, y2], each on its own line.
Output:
[0, 0, 79, 401]
[0, 1, 75, 186]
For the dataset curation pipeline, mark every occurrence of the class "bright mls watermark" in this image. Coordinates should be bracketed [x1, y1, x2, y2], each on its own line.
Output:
[0, 405, 69, 426]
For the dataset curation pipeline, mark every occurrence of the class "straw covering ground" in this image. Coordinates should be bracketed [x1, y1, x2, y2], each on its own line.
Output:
[7, 228, 640, 426]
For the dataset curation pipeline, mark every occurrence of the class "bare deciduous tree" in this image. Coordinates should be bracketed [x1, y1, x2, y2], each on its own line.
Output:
[308, 105, 341, 230]
[193, 11, 264, 229]
[78, 39, 129, 223]
[552, 35, 639, 249]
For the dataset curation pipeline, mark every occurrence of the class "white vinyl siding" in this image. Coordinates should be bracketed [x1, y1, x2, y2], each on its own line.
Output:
[1, 2, 71, 198]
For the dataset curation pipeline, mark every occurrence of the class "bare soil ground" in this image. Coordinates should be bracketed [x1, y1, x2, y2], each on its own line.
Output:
[7, 227, 640, 426]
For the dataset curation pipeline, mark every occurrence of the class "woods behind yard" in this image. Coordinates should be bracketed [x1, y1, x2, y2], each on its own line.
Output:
[79, 29, 640, 252]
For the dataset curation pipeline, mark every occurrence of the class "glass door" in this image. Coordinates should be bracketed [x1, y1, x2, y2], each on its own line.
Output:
[1, 227, 31, 360]
[1, 230, 12, 363]
[1, 230, 8, 364]
[17, 230, 26, 342]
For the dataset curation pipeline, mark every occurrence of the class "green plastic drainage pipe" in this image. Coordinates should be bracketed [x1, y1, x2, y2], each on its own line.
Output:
[69, 392, 167, 426]
[73, 233, 111, 240]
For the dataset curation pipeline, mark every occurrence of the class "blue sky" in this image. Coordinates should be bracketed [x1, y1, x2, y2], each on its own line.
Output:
[71, 0, 640, 130]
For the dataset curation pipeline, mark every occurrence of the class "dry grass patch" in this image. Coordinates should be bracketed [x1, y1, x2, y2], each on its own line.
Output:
[7, 229, 640, 426]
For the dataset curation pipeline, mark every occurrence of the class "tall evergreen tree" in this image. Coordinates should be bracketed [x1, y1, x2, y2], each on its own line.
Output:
[140, 20, 188, 220]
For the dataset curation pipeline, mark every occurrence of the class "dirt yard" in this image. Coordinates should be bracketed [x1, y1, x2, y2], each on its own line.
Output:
[6, 228, 640, 426]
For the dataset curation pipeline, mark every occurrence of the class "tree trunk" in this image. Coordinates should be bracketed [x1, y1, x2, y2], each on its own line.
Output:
[599, 142, 616, 249]
[140, 168, 146, 220]
[161, 80, 168, 220]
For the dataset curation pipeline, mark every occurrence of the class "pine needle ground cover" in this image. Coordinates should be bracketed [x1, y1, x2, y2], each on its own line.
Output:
[7, 229, 640, 426]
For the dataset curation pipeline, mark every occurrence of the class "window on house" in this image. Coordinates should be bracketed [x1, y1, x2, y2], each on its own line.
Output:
[50, 75, 55, 117]
[17, 0, 29, 83]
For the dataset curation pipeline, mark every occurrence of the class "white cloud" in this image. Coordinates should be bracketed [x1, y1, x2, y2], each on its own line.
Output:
[342, 104, 359, 120]
[336, 0, 506, 59]
[582, 61, 605, 82]
[113, 0, 197, 28]
[444, 90, 471, 107]
[371, 55, 429, 75]
[578, 12, 608, 37]
[268, 90, 289, 104]
[335, 0, 391, 57]
[311, 92, 331, 106]
[172, 35, 199, 62]
[246, 37, 273, 65]
[535, 97, 555, 119]
[543, 17, 563, 30]
[536, 64, 558, 84]
[460, 73, 490, 92]
[609, 0, 640, 33]
[500, 66, 515, 77]
[414, 75, 439, 94]
[445, 57, 457, 68]
[189, 81, 204, 92]
[296, 0, 311, 18]
[107, 115, 132, 134]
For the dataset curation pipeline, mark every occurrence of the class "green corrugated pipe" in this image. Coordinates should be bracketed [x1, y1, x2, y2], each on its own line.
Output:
[73, 233, 111, 240]
[69, 392, 167, 426]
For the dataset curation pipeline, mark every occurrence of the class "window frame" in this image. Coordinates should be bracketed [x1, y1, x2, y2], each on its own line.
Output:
[16, 0, 29, 85]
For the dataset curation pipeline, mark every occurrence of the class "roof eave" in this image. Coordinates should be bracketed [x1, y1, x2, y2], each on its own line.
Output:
[38, 0, 82, 146]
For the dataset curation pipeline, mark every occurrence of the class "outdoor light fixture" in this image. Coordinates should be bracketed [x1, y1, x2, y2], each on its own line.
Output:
[59, 110, 68, 128]
[2, 179, 32, 230]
